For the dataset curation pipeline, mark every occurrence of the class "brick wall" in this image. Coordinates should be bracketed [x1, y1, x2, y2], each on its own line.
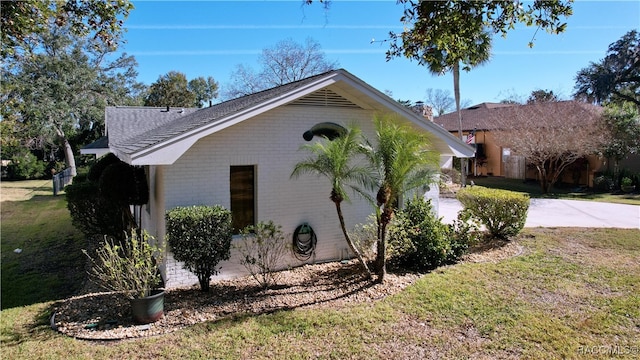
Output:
[161, 105, 377, 289]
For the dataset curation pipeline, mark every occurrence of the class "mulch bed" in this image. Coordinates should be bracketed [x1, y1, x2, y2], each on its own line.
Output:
[52, 261, 420, 340]
[52, 240, 523, 341]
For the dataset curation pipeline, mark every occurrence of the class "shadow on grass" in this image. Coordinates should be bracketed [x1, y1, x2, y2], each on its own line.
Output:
[0, 302, 60, 347]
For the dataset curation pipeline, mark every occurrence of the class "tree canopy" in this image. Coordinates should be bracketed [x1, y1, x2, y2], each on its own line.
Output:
[144, 71, 219, 108]
[527, 89, 559, 104]
[1, 0, 133, 59]
[574, 30, 640, 107]
[224, 38, 338, 99]
[492, 102, 605, 193]
[1, 25, 144, 177]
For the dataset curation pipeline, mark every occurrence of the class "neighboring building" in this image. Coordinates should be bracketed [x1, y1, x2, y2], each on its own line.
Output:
[86, 69, 474, 288]
[435, 101, 605, 187]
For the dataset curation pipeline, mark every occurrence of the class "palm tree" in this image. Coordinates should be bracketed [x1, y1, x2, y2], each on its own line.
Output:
[291, 125, 374, 279]
[387, 1, 492, 186]
[364, 114, 439, 282]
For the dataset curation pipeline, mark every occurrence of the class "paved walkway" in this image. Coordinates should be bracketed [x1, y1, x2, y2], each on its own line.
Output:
[438, 198, 640, 229]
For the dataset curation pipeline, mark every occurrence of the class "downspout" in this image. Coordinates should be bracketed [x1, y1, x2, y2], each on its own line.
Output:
[154, 165, 167, 283]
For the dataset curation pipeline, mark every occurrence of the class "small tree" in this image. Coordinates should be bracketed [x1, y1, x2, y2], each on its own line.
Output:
[363, 114, 440, 282]
[165, 205, 233, 292]
[291, 124, 374, 279]
[599, 103, 640, 179]
[492, 101, 606, 193]
[235, 221, 289, 289]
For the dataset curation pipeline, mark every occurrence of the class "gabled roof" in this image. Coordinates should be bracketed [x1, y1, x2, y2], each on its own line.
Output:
[435, 101, 602, 132]
[106, 69, 475, 165]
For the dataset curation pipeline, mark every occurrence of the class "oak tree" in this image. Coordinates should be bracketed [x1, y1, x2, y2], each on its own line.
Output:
[574, 30, 640, 107]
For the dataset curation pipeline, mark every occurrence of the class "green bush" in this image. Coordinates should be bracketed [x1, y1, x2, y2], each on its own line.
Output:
[65, 178, 126, 240]
[165, 205, 233, 292]
[456, 186, 530, 239]
[387, 197, 455, 271]
[6, 151, 45, 180]
[448, 209, 482, 258]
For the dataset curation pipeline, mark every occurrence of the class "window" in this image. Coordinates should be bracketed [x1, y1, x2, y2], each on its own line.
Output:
[230, 165, 255, 233]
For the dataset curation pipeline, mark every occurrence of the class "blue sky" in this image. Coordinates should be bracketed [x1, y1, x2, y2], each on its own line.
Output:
[120, 0, 639, 106]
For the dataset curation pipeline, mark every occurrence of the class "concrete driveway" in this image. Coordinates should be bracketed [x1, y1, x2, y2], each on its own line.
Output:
[438, 197, 640, 229]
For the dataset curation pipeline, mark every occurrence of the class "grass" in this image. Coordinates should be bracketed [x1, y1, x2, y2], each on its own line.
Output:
[1, 180, 86, 309]
[469, 176, 640, 205]
[1, 181, 639, 359]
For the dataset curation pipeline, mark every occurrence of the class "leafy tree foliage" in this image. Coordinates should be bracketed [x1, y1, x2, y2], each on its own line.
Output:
[383, 0, 572, 185]
[1, 26, 144, 176]
[598, 103, 640, 173]
[165, 205, 233, 292]
[144, 71, 219, 108]
[66, 177, 125, 241]
[527, 89, 559, 104]
[574, 30, 640, 107]
[224, 38, 338, 99]
[1, 0, 133, 59]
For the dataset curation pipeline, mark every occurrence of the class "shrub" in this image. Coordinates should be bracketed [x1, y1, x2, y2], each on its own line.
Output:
[448, 209, 482, 259]
[593, 174, 614, 191]
[165, 205, 233, 292]
[456, 186, 530, 239]
[235, 221, 289, 289]
[98, 161, 149, 206]
[83, 230, 164, 299]
[387, 197, 453, 271]
[6, 151, 45, 180]
[66, 178, 126, 240]
[349, 214, 378, 263]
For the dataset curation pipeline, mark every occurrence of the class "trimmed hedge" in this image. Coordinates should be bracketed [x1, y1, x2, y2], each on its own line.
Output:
[456, 186, 530, 238]
[165, 205, 233, 292]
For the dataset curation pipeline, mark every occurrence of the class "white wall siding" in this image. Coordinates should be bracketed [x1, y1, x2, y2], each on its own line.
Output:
[163, 105, 377, 288]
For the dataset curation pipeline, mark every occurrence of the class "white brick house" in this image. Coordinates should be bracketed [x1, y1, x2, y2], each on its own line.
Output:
[98, 69, 474, 288]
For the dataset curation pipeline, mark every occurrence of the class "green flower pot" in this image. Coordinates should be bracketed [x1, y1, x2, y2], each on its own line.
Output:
[130, 289, 164, 324]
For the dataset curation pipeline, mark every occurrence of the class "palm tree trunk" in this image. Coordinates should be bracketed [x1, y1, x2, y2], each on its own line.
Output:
[453, 62, 466, 187]
[375, 220, 388, 283]
[334, 201, 373, 280]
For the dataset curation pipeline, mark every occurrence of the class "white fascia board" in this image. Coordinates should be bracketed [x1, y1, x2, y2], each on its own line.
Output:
[128, 76, 341, 165]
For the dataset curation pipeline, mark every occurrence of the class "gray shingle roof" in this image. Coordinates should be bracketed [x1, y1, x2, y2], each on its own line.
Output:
[108, 70, 336, 155]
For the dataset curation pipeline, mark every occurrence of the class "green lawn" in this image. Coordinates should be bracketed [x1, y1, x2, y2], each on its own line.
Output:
[1, 181, 639, 359]
[469, 176, 640, 205]
[1, 180, 86, 309]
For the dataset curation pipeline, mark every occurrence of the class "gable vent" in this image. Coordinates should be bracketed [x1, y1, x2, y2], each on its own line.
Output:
[289, 89, 362, 109]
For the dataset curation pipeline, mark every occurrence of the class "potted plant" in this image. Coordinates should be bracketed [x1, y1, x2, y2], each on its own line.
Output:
[84, 230, 166, 324]
[621, 177, 635, 193]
